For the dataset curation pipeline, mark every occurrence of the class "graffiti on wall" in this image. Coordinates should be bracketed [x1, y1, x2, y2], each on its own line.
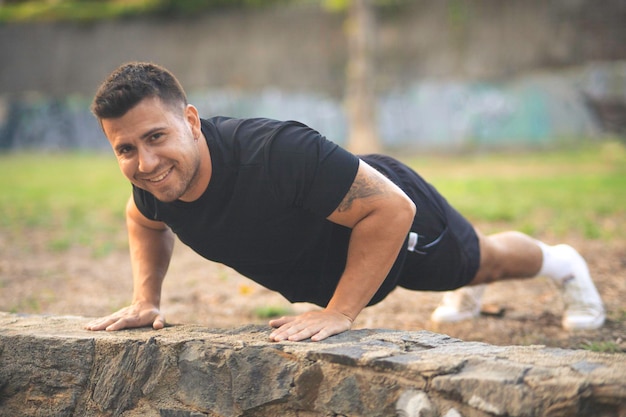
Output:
[2, 63, 624, 152]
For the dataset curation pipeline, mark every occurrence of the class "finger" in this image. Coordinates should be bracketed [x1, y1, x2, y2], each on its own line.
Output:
[84, 317, 117, 331]
[84, 322, 99, 331]
[110, 312, 153, 330]
[269, 333, 285, 342]
[310, 327, 333, 342]
[288, 327, 318, 342]
[105, 318, 129, 331]
[269, 326, 291, 341]
[308, 317, 352, 342]
[269, 321, 301, 341]
[288, 323, 334, 342]
[153, 314, 166, 330]
[268, 315, 294, 328]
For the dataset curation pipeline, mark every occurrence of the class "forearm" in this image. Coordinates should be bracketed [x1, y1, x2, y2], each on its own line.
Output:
[326, 206, 413, 321]
[126, 208, 175, 307]
[269, 159, 416, 342]
[84, 216, 172, 332]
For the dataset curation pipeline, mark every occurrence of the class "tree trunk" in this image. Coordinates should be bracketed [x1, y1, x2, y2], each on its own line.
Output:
[345, 0, 381, 154]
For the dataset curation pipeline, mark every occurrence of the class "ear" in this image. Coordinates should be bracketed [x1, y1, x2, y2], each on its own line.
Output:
[185, 104, 202, 139]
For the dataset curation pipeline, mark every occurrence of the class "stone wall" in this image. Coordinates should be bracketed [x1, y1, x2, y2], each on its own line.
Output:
[0, 313, 624, 417]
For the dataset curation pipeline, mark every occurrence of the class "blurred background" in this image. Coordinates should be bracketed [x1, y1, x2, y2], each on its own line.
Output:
[1, 0, 625, 350]
[1, 0, 625, 152]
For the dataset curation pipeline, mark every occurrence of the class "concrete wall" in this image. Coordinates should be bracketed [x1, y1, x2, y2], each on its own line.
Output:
[2, 1, 626, 97]
[1, 1, 625, 151]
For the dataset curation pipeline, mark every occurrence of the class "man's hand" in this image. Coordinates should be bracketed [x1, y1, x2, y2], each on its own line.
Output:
[85, 197, 172, 333]
[84, 301, 165, 331]
[268, 309, 353, 342]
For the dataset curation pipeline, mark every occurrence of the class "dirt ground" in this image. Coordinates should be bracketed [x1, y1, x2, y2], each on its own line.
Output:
[1, 228, 624, 352]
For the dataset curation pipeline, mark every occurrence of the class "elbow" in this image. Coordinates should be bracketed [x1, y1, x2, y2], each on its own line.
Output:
[406, 196, 417, 218]
[387, 191, 415, 233]
[400, 194, 417, 230]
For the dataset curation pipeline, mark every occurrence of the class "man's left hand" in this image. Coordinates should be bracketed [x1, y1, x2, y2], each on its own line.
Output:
[268, 309, 353, 342]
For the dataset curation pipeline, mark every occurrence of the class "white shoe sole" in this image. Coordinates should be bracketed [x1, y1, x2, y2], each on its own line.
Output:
[562, 311, 605, 330]
[430, 307, 480, 323]
[555, 244, 605, 331]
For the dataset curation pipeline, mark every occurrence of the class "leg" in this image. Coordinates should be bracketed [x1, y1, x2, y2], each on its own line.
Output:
[431, 230, 540, 323]
[470, 230, 542, 285]
[432, 229, 605, 330]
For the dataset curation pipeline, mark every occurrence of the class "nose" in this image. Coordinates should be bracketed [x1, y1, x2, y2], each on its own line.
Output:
[137, 146, 159, 173]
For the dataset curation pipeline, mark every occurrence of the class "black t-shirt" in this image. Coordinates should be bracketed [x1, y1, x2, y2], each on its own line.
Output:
[133, 117, 373, 305]
[134, 119, 479, 303]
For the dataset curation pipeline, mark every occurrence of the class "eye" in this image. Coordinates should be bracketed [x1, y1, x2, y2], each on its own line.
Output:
[150, 132, 164, 141]
[117, 145, 133, 156]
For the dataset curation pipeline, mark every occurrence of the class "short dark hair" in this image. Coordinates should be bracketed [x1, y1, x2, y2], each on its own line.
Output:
[91, 62, 188, 119]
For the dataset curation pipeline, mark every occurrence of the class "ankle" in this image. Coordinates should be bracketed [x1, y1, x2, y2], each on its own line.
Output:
[536, 242, 574, 282]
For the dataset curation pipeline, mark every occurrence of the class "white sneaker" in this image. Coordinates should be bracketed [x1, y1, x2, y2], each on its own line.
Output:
[552, 244, 605, 330]
[430, 285, 486, 323]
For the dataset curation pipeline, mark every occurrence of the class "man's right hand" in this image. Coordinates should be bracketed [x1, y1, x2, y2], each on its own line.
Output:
[84, 301, 165, 331]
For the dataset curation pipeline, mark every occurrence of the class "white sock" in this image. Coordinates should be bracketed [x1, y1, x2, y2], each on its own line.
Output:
[536, 241, 571, 281]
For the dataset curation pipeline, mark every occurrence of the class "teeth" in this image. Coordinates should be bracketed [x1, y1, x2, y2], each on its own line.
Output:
[149, 169, 170, 182]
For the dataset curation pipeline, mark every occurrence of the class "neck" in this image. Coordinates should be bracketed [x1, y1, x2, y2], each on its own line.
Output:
[179, 135, 212, 202]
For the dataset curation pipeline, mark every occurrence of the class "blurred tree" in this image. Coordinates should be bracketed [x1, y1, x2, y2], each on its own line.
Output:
[344, 0, 380, 153]
[0, 0, 292, 21]
[325, 0, 380, 153]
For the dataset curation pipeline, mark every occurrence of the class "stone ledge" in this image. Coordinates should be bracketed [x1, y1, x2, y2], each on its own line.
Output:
[0, 313, 624, 417]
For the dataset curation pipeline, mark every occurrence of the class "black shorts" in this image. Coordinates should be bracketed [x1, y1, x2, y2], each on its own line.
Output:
[362, 155, 481, 292]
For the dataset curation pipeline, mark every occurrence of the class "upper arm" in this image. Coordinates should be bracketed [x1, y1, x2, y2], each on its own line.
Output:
[326, 160, 416, 229]
[125, 196, 169, 231]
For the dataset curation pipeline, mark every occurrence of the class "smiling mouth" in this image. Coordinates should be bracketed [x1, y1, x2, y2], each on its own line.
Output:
[146, 167, 173, 183]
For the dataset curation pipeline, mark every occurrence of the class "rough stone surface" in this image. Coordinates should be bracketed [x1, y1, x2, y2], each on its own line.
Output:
[0, 313, 624, 417]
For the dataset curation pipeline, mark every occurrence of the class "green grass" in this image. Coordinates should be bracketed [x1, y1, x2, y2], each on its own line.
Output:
[403, 141, 626, 240]
[0, 152, 130, 256]
[579, 340, 623, 354]
[253, 305, 292, 319]
[0, 141, 624, 258]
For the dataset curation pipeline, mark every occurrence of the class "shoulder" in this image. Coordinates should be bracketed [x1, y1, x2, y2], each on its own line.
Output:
[203, 116, 345, 164]
[203, 116, 298, 137]
[132, 185, 159, 221]
[203, 117, 321, 143]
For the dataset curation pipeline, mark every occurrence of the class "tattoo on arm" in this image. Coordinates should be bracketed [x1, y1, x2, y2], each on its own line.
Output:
[337, 173, 388, 212]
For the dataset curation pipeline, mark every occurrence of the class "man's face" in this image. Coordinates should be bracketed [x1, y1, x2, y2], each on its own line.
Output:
[102, 97, 205, 202]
